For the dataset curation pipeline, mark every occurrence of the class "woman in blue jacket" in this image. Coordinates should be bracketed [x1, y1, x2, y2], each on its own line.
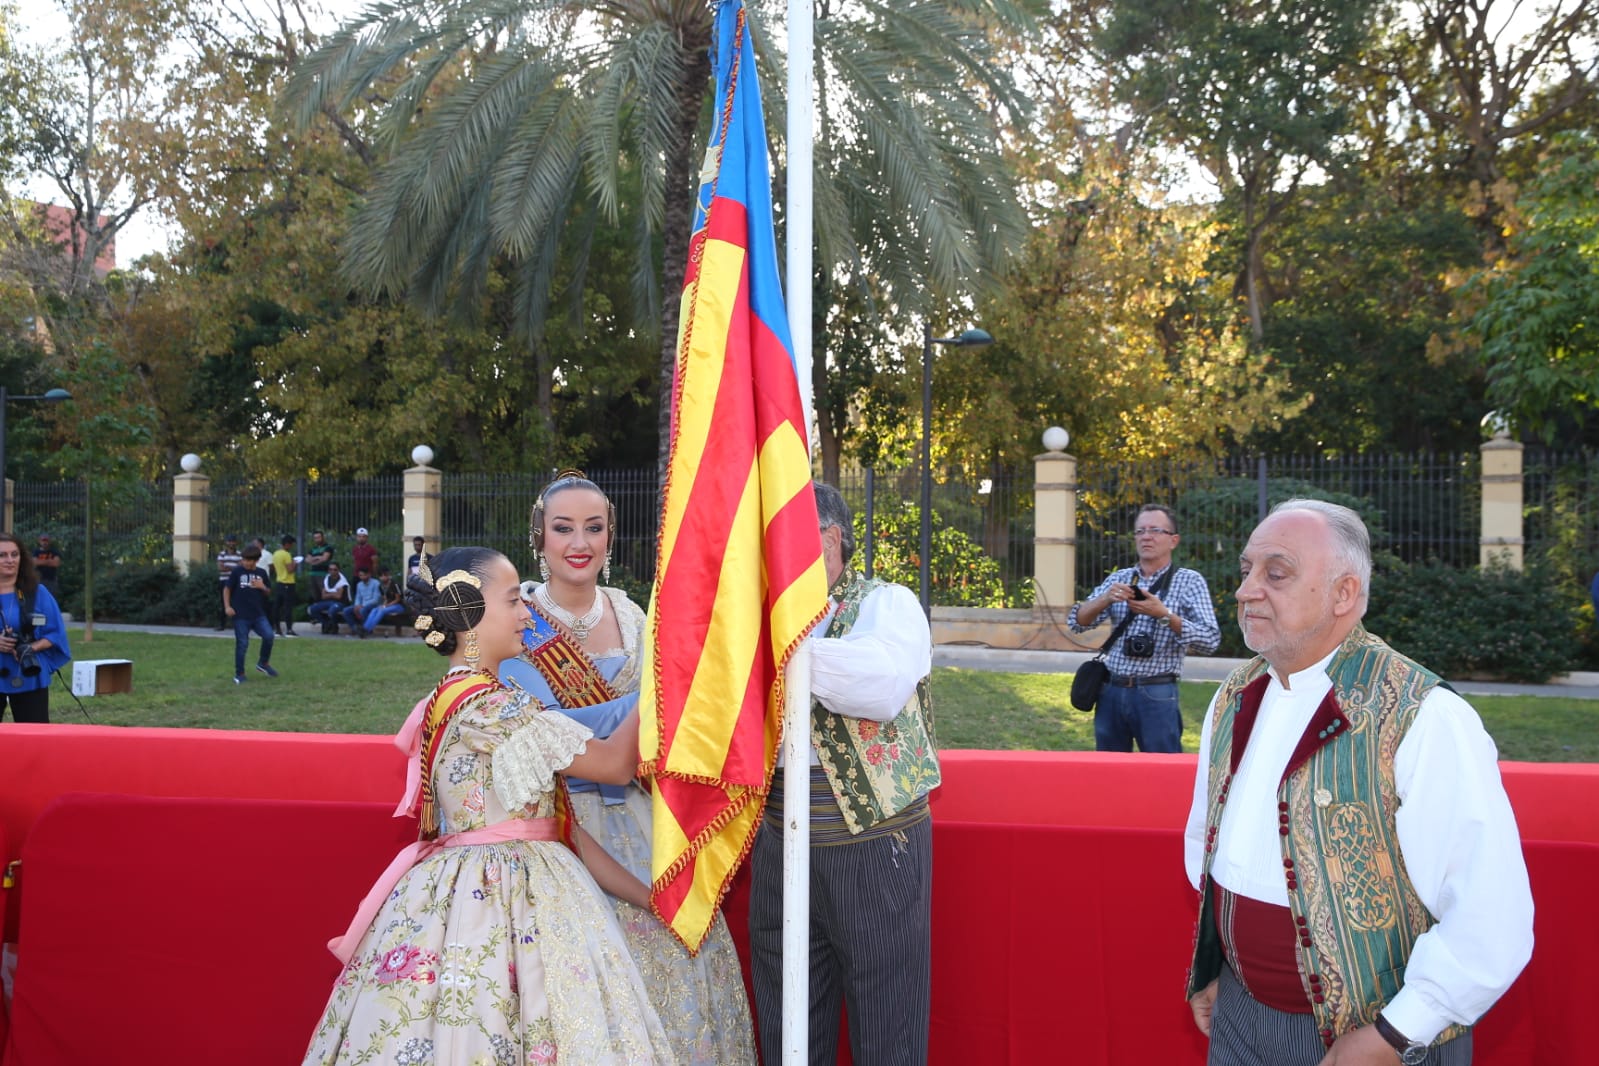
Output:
[0, 531, 71, 722]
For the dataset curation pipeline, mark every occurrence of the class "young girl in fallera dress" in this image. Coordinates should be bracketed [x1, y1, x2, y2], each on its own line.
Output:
[501, 472, 755, 1065]
[301, 546, 675, 1065]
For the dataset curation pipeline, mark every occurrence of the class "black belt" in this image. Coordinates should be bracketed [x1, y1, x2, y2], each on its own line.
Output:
[1107, 672, 1178, 688]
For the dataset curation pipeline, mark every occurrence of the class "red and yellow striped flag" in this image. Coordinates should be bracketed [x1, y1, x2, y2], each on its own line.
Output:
[639, 0, 828, 953]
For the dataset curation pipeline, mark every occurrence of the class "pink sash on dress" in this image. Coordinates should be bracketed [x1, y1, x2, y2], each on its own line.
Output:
[328, 816, 563, 965]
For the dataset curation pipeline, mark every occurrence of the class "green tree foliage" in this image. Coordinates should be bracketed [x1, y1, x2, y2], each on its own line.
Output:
[959, 145, 1306, 468]
[1097, 0, 1379, 343]
[282, 0, 1035, 480]
[855, 496, 1007, 608]
[1470, 133, 1599, 443]
[1251, 181, 1487, 453]
[1381, 0, 1598, 255]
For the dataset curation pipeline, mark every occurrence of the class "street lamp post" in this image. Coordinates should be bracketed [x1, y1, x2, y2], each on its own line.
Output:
[0, 387, 73, 526]
[919, 326, 993, 618]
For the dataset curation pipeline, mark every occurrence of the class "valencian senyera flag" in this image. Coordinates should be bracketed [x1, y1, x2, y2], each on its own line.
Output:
[638, 0, 829, 953]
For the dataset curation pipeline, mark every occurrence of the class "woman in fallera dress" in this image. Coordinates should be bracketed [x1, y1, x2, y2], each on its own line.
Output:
[501, 472, 756, 1066]
[302, 546, 675, 1065]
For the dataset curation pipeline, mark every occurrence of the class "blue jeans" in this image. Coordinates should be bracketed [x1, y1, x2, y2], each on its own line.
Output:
[1094, 679, 1182, 752]
[362, 604, 407, 632]
[307, 601, 343, 625]
[233, 615, 274, 675]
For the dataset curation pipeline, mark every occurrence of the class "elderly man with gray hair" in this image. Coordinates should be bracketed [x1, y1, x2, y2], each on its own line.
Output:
[1184, 498, 1533, 1066]
[748, 481, 939, 1066]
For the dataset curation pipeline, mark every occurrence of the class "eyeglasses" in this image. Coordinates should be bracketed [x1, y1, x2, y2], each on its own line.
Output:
[1133, 527, 1175, 537]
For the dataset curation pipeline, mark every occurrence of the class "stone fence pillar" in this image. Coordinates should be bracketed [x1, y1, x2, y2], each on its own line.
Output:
[404, 445, 442, 567]
[1480, 433, 1524, 570]
[1032, 427, 1076, 620]
[173, 455, 210, 575]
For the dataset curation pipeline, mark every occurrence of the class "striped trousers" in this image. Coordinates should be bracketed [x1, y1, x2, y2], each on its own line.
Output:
[1210, 964, 1474, 1065]
[748, 809, 933, 1065]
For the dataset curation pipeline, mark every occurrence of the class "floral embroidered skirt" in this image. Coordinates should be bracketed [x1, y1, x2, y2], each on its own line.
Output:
[571, 786, 756, 1066]
[302, 838, 674, 1065]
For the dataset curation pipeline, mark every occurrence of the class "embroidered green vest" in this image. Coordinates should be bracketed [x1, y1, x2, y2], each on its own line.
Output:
[811, 570, 941, 834]
[1187, 627, 1469, 1047]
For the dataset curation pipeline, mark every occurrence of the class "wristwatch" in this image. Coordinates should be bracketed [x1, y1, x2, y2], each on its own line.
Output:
[1373, 1013, 1428, 1065]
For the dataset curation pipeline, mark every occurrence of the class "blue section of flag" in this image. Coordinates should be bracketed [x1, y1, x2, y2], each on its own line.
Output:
[697, 0, 795, 370]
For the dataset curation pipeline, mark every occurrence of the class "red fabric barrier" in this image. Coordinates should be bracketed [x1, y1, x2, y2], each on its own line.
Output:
[0, 725, 403, 943]
[930, 750, 1196, 827]
[930, 823, 1597, 1066]
[0, 736, 1595, 1064]
[1472, 840, 1599, 1064]
[930, 751, 1599, 842]
[2, 794, 414, 1066]
[930, 822, 1208, 1064]
[0, 818, 8, 1052]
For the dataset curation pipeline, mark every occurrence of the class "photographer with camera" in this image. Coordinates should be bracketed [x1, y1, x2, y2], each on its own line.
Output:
[0, 531, 72, 723]
[1069, 504, 1219, 752]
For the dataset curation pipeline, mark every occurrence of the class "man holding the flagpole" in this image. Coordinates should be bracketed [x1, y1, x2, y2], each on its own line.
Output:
[748, 482, 940, 1065]
[639, 0, 938, 1061]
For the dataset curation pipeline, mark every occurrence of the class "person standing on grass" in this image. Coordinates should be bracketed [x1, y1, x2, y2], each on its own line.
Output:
[215, 534, 242, 630]
[0, 532, 71, 723]
[32, 533, 61, 597]
[306, 529, 334, 580]
[223, 543, 278, 684]
[1184, 499, 1532, 1065]
[1068, 503, 1221, 753]
[351, 527, 378, 578]
[504, 470, 756, 1064]
[301, 546, 672, 1064]
[749, 481, 938, 1066]
[271, 534, 299, 637]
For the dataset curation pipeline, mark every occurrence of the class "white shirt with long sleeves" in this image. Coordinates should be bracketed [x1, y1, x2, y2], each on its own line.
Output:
[1183, 649, 1534, 1045]
[780, 580, 931, 767]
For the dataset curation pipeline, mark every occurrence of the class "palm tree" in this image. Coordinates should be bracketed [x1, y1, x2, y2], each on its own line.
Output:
[283, 0, 1034, 479]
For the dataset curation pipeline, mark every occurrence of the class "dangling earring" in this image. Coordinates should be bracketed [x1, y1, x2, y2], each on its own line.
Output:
[464, 629, 481, 671]
[537, 553, 550, 582]
[602, 552, 611, 585]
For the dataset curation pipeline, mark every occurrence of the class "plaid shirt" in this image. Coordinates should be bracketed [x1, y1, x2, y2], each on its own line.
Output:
[1068, 564, 1220, 679]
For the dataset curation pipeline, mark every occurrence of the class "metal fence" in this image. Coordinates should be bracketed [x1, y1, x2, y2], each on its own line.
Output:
[10, 448, 1599, 611]
[10, 478, 173, 596]
[206, 476, 406, 559]
[1074, 452, 1484, 592]
[1523, 450, 1599, 587]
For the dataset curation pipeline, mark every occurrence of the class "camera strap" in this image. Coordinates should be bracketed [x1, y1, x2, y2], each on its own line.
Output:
[1094, 565, 1176, 661]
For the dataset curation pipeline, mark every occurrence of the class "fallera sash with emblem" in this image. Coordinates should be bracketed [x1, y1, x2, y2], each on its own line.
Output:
[522, 607, 622, 709]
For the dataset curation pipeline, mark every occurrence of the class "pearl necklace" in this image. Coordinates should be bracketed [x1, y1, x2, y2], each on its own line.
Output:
[534, 582, 604, 641]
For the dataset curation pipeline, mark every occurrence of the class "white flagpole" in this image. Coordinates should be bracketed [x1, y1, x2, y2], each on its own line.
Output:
[782, 0, 815, 1060]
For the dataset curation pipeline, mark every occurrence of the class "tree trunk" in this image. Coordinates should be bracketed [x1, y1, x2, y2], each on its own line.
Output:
[812, 278, 840, 483]
[655, 32, 714, 490]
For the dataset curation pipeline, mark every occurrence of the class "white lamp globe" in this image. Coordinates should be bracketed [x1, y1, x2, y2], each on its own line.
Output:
[411, 444, 435, 466]
[1480, 411, 1512, 440]
[1042, 426, 1070, 452]
[179, 453, 202, 473]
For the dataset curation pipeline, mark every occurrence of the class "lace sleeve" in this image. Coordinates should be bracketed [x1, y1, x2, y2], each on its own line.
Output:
[490, 710, 594, 813]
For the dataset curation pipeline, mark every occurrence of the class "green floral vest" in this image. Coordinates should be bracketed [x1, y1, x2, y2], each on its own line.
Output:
[811, 570, 941, 834]
[1187, 627, 1469, 1048]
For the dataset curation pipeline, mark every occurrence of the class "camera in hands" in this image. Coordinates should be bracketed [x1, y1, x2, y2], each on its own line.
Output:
[0, 627, 42, 677]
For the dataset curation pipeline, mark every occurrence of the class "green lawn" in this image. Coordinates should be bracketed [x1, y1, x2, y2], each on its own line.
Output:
[40, 629, 1599, 763]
